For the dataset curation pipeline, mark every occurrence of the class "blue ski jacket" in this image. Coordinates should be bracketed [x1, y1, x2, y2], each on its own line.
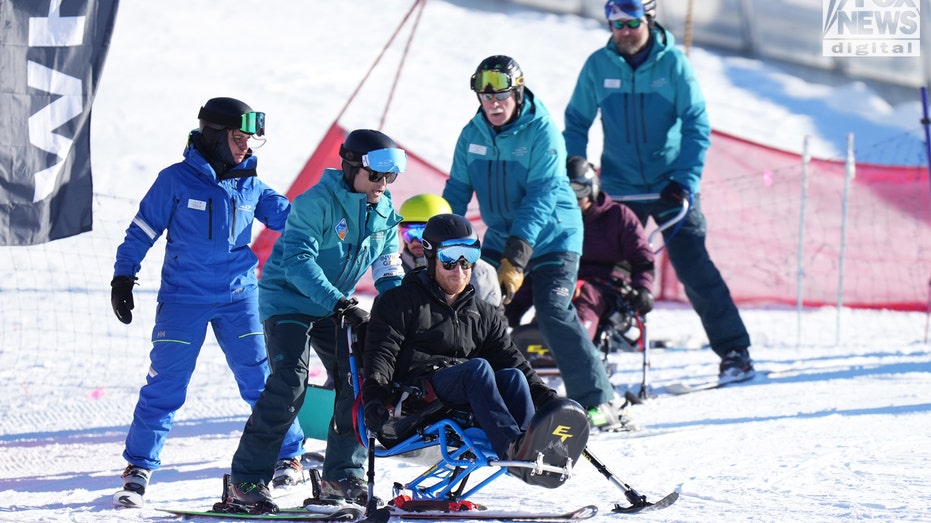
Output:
[258, 168, 404, 320]
[563, 24, 711, 197]
[113, 143, 290, 304]
[443, 89, 583, 258]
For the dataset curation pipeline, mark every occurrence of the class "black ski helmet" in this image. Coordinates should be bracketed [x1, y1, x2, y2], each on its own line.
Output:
[339, 129, 399, 187]
[567, 156, 600, 201]
[197, 97, 258, 134]
[470, 55, 525, 111]
[421, 213, 480, 275]
[194, 97, 258, 171]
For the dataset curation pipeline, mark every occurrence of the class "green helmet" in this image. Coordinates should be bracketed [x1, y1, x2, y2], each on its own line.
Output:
[399, 194, 453, 224]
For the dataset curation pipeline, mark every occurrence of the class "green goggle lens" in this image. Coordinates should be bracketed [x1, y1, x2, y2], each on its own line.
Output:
[240, 112, 266, 136]
[610, 19, 642, 30]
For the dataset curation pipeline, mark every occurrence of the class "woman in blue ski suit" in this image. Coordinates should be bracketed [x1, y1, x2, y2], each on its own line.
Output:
[443, 55, 620, 424]
[110, 97, 302, 497]
[229, 129, 407, 510]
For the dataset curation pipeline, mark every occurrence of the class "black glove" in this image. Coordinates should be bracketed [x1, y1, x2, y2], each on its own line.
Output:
[659, 180, 690, 205]
[502, 236, 533, 269]
[363, 401, 389, 434]
[629, 287, 654, 315]
[110, 276, 137, 324]
[334, 297, 369, 327]
[537, 388, 560, 407]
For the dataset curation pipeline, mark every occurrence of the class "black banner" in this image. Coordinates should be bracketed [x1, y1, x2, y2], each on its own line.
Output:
[0, 0, 119, 245]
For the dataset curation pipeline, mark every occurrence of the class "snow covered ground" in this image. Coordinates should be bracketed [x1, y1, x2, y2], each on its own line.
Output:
[1, 1, 930, 522]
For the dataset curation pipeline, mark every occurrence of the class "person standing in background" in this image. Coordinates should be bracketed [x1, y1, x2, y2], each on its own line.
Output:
[564, 0, 754, 380]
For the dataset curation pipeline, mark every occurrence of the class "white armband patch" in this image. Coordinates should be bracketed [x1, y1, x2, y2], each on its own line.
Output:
[372, 252, 403, 281]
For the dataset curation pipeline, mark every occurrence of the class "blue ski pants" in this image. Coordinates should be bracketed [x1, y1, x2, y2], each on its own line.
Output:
[428, 358, 535, 457]
[122, 300, 304, 470]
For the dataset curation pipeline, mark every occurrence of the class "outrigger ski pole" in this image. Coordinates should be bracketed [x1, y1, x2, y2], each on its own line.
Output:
[581, 447, 679, 513]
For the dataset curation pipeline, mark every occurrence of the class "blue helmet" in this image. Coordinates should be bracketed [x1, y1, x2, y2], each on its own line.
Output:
[604, 0, 656, 20]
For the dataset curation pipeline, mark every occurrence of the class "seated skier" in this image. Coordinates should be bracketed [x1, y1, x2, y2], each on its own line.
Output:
[505, 156, 655, 344]
[397, 193, 501, 307]
[362, 214, 568, 467]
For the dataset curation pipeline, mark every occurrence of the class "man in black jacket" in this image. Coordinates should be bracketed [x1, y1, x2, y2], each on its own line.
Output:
[362, 214, 557, 460]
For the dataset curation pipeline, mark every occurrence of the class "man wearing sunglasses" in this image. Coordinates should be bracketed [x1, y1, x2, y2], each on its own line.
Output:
[110, 97, 302, 507]
[363, 213, 560, 466]
[444, 55, 627, 432]
[564, 0, 754, 381]
[398, 194, 500, 307]
[227, 129, 407, 513]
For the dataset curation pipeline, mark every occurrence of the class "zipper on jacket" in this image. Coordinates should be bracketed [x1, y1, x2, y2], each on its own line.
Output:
[638, 92, 648, 144]
[208, 198, 213, 240]
[334, 244, 353, 288]
[630, 75, 649, 186]
[231, 197, 237, 243]
[499, 159, 510, 215]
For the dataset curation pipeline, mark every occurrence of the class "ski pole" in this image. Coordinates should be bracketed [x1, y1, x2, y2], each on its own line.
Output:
[637, 313, 650, 399]
[580, 447, 648, 508]
[365, 432, 378, 516]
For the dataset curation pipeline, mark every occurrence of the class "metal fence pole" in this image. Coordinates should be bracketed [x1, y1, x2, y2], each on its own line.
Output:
[796, 136, 810, 347]
[836, 133, 855, 346]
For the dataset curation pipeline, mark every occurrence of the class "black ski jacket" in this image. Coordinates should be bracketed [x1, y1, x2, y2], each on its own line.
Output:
[363, 268, 553, 408]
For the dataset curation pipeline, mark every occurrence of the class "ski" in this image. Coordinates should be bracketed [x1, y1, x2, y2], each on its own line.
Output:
[365, 504, 598, 521]
[664, 370, 767, 395]
[155, 506, 362, 521]
[612, 491, 679, 513]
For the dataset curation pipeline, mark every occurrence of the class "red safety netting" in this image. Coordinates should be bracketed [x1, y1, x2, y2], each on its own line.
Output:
[255, 124, 931, 310]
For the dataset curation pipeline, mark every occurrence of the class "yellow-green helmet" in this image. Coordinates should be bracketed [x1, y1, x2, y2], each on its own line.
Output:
[399, 194, 452, 224]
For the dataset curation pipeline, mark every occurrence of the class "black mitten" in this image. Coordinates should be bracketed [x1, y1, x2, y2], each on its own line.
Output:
[110, 276, 137, 324]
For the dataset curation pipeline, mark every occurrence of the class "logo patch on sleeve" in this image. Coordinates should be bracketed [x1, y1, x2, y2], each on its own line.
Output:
[335, 218, 349, 241]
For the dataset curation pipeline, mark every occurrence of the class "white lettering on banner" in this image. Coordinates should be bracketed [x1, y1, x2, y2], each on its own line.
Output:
[26, 0, 86, 202]
[823, 0, 920, 56]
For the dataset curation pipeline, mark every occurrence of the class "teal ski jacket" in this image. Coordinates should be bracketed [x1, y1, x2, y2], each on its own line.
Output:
[443, 89, 583, 259]
[258, 168, 404, 320]
[563, 24, 711, 197]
